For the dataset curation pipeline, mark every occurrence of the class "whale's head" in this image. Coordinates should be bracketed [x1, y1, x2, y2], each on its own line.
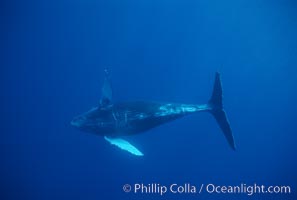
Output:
[71, 115, 87, 128]
[71, 107, 115, 135]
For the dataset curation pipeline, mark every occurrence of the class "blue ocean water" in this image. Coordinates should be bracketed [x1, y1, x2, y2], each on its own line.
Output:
[1, 0, 297, 199]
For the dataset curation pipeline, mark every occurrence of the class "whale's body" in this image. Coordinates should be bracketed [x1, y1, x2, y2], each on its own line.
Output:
[71, 71, 235, 156]
[72, 101, 210, 136]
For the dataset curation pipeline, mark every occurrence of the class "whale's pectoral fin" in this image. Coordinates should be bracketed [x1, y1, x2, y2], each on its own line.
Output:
[100, 69, 113, 107]
[104, 136, 144, 156]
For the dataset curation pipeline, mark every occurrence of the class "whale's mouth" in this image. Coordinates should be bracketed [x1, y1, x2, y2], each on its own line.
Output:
[70, 120, 80, 127]
[71, 116, 85, 128]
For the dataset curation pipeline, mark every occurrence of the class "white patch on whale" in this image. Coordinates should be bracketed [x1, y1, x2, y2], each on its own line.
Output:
[104, 136, 144, 156]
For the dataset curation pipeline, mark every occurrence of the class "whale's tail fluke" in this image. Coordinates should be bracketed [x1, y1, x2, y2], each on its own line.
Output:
[208, 72, 236, 150]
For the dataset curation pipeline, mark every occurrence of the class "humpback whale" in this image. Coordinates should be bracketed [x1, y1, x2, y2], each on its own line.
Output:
[71, 70, 235, 156]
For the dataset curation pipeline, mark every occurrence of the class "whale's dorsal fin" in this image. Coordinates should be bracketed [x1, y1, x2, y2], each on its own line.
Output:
[104, 136, 144, 156]
[100, 69, 113, 107]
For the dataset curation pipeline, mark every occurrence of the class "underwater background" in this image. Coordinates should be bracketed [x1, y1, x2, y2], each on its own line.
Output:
[1, 0, 297, 199]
